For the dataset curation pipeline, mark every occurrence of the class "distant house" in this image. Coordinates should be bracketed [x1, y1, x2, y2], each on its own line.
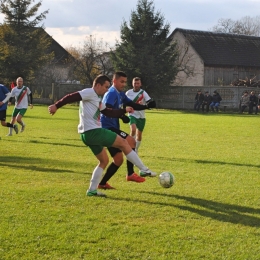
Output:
[169, 28, 260, 86]
[41, 28, 75, 83]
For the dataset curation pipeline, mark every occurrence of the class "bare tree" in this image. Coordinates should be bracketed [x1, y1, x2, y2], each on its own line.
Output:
[210, 16, 260, 36]
[67, 35, 114, 85]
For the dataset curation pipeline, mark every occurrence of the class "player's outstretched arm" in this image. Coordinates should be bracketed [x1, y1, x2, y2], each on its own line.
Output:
[48, 92, 82, 115]
[101, 107, 133, 118]
[125, 99, 156, 110]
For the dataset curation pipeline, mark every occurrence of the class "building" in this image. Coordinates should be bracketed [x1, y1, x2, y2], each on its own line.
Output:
[169, 28, 260, 86]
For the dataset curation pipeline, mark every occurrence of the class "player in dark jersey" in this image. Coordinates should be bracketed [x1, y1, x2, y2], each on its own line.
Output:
[98, 71, 156, 189]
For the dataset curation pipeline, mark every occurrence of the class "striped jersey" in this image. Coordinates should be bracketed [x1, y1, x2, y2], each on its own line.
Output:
[10, 86, 31, 109]
[125, 89, 151, 119]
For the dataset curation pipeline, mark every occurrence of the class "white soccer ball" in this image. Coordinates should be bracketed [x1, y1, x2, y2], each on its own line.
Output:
[158, 172, 175, 188]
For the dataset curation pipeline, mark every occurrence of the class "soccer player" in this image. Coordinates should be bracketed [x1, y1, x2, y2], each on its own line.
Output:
[0, 84, 18, 133]
[48, 74, 156, 197]
[98, 72, 156, 190]
[7, 77, 33, 136]
[125, 77, 153, 154]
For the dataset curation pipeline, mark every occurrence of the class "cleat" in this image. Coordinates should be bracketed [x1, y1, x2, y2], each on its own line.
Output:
[20, 124, 26, 133]
[6, 133, 12, 136]
[126, 173, 145, 182]
[98, 183, 115, 189]
[140, 169, 157, 177]
[13, 124, 19, 134]
[86, 190, 107, 197]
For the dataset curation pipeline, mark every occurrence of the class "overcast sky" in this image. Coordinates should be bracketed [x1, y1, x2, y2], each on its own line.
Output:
[2, 0, 260, 48]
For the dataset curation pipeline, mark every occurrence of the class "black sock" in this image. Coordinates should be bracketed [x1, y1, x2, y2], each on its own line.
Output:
[99, 162, 119, 185]
[127, 148, 136, 176]
[6, 123, 14, 128]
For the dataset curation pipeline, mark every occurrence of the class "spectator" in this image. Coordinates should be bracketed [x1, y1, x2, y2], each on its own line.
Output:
[210, 90, 222, 112]
[202, 91, 212, 112]
[239, 91, 249, 113]
[258, 94, 260, 110]
[10, 81, 15, 90]
[248, 91, 258, 115]
[194, 90, 204, 111]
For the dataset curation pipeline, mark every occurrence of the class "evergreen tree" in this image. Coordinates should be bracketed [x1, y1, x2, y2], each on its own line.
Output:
[0, 0, 53, 84]
[111, 0, 178, 92]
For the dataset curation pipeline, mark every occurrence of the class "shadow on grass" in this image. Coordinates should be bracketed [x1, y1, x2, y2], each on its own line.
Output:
[146, 156, 260, 169]
[3, 138, 84, 148]
[123, 191, 260, 227]
[0, 156, 87, 174]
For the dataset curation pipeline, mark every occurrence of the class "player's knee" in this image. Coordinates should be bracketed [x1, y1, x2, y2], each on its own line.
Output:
[126, 135, 136, 147]
[113, 152, 124, 166]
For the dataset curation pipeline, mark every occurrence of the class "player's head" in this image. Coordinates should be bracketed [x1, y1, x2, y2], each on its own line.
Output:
[132, 77, 142, 92]
[16, 77, 23, 88]
[113, 71, 127, 91]
[93, 74, 111, 96]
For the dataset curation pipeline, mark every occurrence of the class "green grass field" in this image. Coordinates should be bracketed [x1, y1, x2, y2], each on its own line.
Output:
[0, 105, 260, 259]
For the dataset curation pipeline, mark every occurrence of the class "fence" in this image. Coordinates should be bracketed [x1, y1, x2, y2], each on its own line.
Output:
[31, 83, 90, 105]
[31, 84, 260, 111]
[154, 86, 260, 111]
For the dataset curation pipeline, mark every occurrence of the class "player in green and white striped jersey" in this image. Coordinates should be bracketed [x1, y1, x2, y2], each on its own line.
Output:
[125, 77, 153, 153]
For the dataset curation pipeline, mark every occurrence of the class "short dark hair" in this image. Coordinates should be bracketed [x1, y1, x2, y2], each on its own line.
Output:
[113, 71, 127, 80]
[93, 75, 111, 86]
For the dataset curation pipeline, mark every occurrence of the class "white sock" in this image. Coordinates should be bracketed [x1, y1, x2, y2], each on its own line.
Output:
[8, 127, 13, 135]
[136, 140, 141, 151]
[88, 166, 103, 191]
[125, 150, 148, 171]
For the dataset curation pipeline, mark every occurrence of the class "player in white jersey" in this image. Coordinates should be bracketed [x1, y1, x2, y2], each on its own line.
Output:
[7, 77, 33, 136]
[48, 74, 156, 197]
[125, 77, 153, 153]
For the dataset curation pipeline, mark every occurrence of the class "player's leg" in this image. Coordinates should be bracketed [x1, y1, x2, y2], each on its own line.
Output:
[106, 127, 144, 181]
[135, 118, 145, 153]
[130, 122, 137, 138]
[0, 110, 19, 133]
[87, 148, 109, 197]
[7, 107, 22, 136]
[16, 109, 27, 132]
[98, 148, 123, 189]
[112, 135, 156, 177]
[80, 130, 110, 197]
[7, 117, 14, 136]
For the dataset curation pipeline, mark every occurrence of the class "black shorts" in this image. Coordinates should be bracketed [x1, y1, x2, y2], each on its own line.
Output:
[107, 127, 129, 157]
[0, 110, 7, 121]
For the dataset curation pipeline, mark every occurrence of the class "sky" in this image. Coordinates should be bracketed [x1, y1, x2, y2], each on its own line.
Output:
[1, 0, 260, 49]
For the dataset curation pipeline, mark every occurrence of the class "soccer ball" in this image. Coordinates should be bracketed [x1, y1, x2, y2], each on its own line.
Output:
[158, 172, 175, 188]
